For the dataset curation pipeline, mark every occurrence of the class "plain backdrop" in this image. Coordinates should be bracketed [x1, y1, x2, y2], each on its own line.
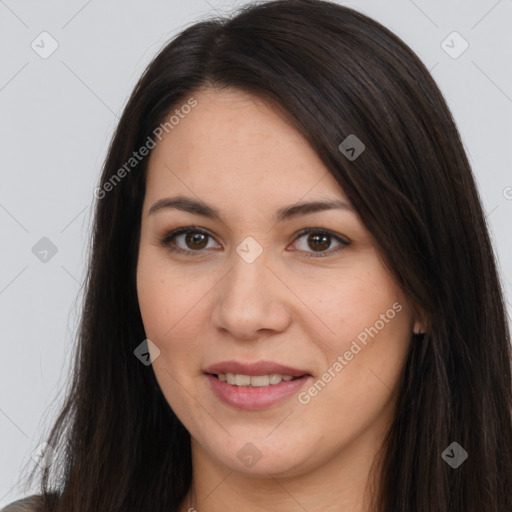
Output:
[1, 0, 511, 505]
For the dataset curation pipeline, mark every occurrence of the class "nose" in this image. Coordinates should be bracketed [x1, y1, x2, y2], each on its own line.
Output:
[211, 248, 292, 340]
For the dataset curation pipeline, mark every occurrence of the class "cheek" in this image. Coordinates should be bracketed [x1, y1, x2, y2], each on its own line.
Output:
[136, 256, 219, 417]
[136, 264, 203, 417]
[136, 249, 209, 348]
[292, 309, 411, 463]
[137, 279, 205, 364]
[304, 263, 409, 354]
[299, 263, 412, 412]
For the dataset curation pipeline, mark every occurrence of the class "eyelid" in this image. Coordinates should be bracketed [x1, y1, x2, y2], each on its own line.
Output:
[158, 226, 351, 257]
[158, 226, 219, 252]
[290, 228, 350, 258]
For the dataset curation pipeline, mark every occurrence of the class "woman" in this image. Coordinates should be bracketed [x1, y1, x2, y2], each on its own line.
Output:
[4, 0, 511, 510]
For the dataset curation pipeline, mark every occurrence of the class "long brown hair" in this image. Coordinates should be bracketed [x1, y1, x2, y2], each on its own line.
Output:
[19, 1, 512, 510]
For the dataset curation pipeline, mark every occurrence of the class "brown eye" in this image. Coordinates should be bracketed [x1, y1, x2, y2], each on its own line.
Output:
[159, 227, 220, 254]
[293, 229, 350, 257]
[307, 233, 331, 252]
[160, 227, 349, 258]
[184, 232, 208, 250]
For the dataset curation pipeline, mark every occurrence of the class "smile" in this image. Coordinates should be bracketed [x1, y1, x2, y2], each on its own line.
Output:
[216, 372, 297, 387]
[205, 373, 311, 410]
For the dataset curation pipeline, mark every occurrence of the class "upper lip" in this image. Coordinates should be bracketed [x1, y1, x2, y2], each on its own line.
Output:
[204, 360, 311, 377]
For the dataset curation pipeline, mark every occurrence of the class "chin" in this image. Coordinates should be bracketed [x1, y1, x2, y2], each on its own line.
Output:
[228, 452, 306, 477]
[203, 434, 316, 477]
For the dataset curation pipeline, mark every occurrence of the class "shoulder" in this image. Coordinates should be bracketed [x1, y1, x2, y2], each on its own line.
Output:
[1, 495, 44, 512]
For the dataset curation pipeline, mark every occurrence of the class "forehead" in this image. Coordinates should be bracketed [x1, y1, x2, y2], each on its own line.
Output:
[144, 87, 349, 207]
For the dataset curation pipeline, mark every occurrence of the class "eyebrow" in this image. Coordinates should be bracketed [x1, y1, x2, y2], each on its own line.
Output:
[148, 195, 353, 222]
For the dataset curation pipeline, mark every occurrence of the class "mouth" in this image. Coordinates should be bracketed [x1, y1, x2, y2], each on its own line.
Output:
[208, 372, 304, 387]
[203, 360, 312, 410]
[203, 359, 311, 379]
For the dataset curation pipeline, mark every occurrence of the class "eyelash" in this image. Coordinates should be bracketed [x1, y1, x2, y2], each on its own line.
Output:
[157, 226, 351, 258]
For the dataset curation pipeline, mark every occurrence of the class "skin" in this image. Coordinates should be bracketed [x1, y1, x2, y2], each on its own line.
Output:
[136, 87, 425, 512]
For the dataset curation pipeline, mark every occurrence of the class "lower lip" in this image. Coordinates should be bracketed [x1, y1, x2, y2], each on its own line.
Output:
[205, 374, 310, 410]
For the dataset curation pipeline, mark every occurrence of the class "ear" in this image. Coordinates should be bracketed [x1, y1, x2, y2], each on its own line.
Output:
[409, 299, 428, 335]
[413, 319, 426, 335]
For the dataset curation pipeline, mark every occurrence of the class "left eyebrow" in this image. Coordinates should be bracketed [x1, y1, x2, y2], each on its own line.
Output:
[148, 196, 222, 219]
[147, 195, 353, 222]
[275, 199, 353, 222]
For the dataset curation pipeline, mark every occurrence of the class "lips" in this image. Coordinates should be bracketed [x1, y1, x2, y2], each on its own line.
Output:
[203, 360, 311, 378]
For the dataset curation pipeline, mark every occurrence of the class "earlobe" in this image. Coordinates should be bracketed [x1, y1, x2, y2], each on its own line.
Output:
[406, 297, 427, 336]
[413, 319, 426, 336]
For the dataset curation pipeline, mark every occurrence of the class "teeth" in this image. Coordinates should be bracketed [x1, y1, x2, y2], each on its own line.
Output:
[217, 373, 298, 387]
[251, 375, 269, 387]
[235, 374, 251, 386]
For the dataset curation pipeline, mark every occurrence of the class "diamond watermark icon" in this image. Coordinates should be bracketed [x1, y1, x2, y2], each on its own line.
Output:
[134, 338, 161, 366]
[236, 236, 263, 263]
[441, 441, 468, 468]
[237, 442, 262, 468]
[441, 31, 469, 59]
[31, 31, 59, 59]
[32, 237, 58, 263]
[339, 134, 365, 161]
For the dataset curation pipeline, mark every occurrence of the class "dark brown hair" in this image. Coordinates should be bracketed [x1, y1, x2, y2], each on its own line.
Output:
[15, 0, 512, 510]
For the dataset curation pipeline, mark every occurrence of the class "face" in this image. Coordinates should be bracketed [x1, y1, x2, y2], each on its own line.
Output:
[136, 87, 419, 478]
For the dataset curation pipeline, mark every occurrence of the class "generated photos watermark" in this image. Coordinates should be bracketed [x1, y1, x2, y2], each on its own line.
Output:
[94, 97, 198, 200]
[298, 301, 403, 404]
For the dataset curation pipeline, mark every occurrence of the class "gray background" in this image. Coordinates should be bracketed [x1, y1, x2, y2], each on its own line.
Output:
[1, 0, 511, 505]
